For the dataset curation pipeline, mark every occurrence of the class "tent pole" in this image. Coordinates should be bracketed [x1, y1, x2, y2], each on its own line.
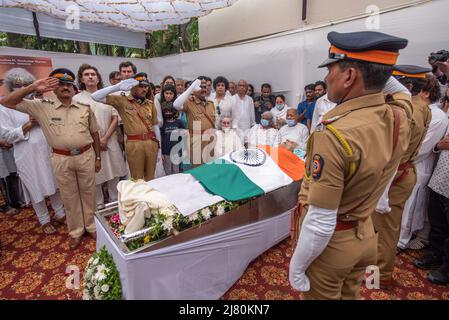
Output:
[32, 12, 42, 50]
[302, 0, 307, 21]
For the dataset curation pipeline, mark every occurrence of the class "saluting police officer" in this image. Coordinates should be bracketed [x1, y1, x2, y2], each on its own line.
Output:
[289, 31, 411, 299]
[0, 68, 101, 250]
[172, 77, 216, 167]
[373, 65, 433, 289]
[92, 73, 161, 181]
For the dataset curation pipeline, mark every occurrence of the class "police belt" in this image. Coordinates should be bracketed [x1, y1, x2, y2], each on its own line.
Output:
[52, 144, 92, 156]
[127, 132, 158, 143]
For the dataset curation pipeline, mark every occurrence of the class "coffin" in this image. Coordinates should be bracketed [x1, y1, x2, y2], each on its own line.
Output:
[94, 181, 300, 254]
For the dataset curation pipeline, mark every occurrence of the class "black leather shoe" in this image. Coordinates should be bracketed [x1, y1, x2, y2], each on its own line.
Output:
[428, 265, 449, 285]
[414, 253, 443, 270]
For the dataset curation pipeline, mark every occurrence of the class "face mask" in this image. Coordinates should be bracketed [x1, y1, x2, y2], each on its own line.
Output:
[276, 104, 284, 110]
[260, 119, 270, 127]
[287, 119, 296, 127]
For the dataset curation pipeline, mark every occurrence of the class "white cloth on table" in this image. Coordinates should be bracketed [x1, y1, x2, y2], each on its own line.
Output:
[310, 94, 337, 132]
[146, 173, 224, 216]
[0, 105, 58, 204]
[231, 95, 255, 132]
[246, 124, 280, 148]
[398, 104, 449, 248]
[73, 91, 128, 185]
[95, 209, 291, 299]
[117, 180, 173, 234]
[278, 123, 309, 150]
[213, 129, 244, 159]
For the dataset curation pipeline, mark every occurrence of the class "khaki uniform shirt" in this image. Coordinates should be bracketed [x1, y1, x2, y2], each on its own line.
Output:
[106, 94, 158, 135]
[16, 97, 99, 150]
[407, 95, 432, 163]
[183, 97, 216, 132]
[299, 92, 411, 221]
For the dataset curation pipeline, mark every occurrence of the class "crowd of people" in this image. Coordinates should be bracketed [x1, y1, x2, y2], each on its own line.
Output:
[1, 30, 449, 298]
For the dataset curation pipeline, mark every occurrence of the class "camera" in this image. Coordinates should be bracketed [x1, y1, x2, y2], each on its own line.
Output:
[429, 50, 449, 64]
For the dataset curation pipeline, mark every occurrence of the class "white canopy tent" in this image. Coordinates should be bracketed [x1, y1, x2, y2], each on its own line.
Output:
[0, 0, 447, 104]
[0, 1, 239, 48]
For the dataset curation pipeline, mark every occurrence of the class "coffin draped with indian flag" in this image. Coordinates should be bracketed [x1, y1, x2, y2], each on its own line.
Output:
[145, 146, 305, 217]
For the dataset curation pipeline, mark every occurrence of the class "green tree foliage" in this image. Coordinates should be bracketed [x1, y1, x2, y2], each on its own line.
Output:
[0, 18, 199, 58]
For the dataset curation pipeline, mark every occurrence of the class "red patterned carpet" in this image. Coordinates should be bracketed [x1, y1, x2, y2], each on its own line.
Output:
[1, 206, 448, 300]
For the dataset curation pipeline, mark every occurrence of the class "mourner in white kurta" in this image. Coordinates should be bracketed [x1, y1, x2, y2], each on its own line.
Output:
[213, 116, 244, 159]
[0, 104, 65, 228]
[398, 104, 449, 249]
[73, 91, 128, 208]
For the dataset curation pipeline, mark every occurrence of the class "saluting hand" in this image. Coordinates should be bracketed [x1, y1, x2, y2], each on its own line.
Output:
[118, 78, 139, 92]
[32, 77, 60, 93]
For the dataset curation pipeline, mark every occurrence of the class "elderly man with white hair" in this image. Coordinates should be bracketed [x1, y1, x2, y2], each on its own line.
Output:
[278, 108, 309, 150]
[213, 115, 243, 159]
[246, 111, 280, 148]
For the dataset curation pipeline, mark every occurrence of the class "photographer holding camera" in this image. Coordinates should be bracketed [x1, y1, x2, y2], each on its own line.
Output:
[429, 50, 449, 86]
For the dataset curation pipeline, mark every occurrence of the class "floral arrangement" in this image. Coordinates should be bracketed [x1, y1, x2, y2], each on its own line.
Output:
[106, 200, 244, 252]
[83, 246, 122, 300]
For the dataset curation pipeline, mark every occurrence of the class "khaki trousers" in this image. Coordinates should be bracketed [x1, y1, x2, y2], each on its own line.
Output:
[372, 168, 416, 282]
[50, 148, 96, 239]
[303, 217, 378, 300]
[125, 139, 158, 181]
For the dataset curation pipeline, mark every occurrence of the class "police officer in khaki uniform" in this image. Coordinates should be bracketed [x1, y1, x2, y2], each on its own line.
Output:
[373, 65, 432, 289]
[92, 73, 161, 181]
[289, 31, 411, 300]
[0, 68, 101, 250]
[173, 77, 216, 167]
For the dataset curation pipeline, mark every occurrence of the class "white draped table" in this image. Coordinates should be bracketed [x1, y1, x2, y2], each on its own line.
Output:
[95, 209, 291, 300]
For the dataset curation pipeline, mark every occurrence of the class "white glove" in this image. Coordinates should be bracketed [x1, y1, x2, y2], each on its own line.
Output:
[119, 78, 139, 92]
[375, 168, 398, 214]
[289, 205, 337, 292]
[173, 79, 202, 110]
[91, 78, 139, 103]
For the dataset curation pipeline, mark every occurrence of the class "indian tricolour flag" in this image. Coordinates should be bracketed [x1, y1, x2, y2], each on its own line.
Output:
[146, 147, 304, 216]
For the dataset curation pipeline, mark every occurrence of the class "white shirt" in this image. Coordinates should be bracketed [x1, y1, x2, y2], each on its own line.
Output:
[270, 105, 289, 124]
[247, 124, 280, 148]
[0, 104, 58, 204]
[212, 94, 234, 128]
[231, 94, 256, 133]
[278, 123, 309, 150]
[310, 94, 337, 132]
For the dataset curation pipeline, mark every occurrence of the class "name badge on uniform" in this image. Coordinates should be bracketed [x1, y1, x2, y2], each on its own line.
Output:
[51, 117, 62, 122]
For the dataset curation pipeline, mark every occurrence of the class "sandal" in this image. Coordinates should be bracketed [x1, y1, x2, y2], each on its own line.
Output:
[3, 206, 18, 215]
[408, 238, 428, 250]
[42, 223, 56, 234]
